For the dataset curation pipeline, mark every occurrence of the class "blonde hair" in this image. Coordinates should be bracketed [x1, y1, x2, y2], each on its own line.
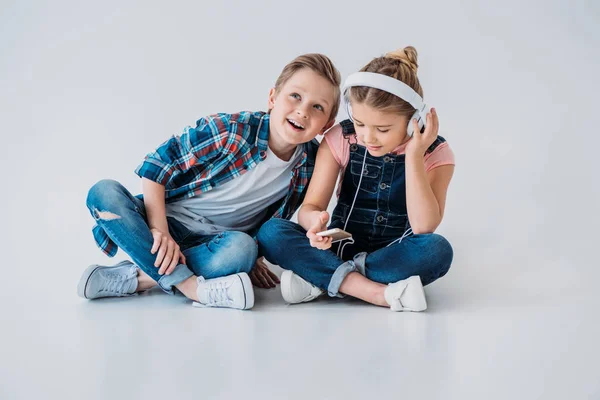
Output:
[349, 46, 423, 118]
[274, 53, 341, 121]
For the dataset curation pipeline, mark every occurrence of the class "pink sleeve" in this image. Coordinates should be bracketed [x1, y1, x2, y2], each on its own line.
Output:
[323, 124, 350, 168]
[424, 142, 455, 172]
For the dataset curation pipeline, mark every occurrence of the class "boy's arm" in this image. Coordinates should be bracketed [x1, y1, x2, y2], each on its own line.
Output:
[141, 178, 186, 276]
[142, 178, 169, 232]
[134, 114, 236, 274]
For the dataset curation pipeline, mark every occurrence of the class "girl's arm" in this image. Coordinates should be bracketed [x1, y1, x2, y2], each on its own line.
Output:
[405, 108, 454, 234]
[298, 139, 340, 249]
[405, 158, 454, 234]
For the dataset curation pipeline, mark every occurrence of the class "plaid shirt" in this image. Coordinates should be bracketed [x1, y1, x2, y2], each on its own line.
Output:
[93, 111, 318, 257]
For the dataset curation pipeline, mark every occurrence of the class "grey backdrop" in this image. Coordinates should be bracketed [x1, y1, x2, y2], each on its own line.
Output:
[1, 0, 599, 398]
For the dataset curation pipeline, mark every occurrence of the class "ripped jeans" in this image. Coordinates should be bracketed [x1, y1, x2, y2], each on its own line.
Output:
[86, 179, 257, 294]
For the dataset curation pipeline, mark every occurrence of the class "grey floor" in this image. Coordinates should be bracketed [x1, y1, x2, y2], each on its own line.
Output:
[3, 258, 599, 400]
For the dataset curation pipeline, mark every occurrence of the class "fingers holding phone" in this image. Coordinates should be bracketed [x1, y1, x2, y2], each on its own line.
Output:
[316, 228, 352, 243]
[306, 211, 332, 250]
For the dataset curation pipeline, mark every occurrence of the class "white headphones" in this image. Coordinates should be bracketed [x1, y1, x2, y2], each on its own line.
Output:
[342, 72, 430, 137]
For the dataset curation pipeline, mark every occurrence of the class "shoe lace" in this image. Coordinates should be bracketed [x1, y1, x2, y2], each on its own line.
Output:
[205, 281, 232, 306]
[101, 268, 136, 294]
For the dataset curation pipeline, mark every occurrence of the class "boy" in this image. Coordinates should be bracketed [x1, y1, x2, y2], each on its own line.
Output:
[78, 54, 341, 310]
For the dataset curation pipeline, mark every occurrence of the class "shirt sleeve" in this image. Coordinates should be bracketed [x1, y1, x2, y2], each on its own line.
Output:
[323, 124, 350, 168]
[424, 142, 455, 172]
[134, 114, 231, 187]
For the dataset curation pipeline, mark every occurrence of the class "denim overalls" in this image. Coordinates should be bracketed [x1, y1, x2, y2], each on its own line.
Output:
[258, 120, 454, 296]
[330, 119, 447, 251]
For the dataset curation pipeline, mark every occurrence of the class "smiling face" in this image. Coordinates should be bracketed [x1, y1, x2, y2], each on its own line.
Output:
[268, 68, 336, 147]
[350, 101, 410, 156]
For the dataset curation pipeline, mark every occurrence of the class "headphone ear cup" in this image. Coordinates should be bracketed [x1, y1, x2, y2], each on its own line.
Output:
[418, 105, 431, 134]
[343, 92, 354, 122]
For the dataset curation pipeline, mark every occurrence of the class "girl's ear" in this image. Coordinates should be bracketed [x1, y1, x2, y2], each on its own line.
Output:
[267, 88, 277, 110]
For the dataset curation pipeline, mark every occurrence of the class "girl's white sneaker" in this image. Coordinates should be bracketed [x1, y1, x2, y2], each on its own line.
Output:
[280, 270, 324, 304]
[384, 275, 427, 312]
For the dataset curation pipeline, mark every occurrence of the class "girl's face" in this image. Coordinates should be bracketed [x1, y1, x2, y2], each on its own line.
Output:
[351, 102, 410, 156]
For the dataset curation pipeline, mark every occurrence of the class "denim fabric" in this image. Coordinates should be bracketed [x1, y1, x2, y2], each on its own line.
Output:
[258, 219, 452, 296]
[257, 120, 453, 296]
[87, 179, 257, 294]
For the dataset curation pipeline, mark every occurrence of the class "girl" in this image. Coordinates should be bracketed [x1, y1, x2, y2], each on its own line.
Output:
[257, 46, 454, 311]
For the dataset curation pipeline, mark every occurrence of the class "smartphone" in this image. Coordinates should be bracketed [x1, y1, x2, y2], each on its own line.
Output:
[316, 228, 352, 243]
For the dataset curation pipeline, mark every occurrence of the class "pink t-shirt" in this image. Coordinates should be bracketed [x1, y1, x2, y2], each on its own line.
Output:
[324, 124, 455, 171]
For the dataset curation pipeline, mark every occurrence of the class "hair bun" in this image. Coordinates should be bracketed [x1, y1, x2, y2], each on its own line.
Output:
[384, 46, 419, 73]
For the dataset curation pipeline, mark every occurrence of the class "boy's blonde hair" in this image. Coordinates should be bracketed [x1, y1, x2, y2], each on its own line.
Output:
[274, 53, 341, 122]
[349, 46, 422, 119]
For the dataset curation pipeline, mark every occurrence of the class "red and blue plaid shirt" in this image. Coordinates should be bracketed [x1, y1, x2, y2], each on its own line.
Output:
[93, 111, 318, 257]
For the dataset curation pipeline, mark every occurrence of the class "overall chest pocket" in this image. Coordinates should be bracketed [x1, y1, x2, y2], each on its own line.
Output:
[350, 160, 382, 194]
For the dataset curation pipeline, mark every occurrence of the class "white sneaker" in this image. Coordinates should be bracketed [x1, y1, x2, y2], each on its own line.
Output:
[384, 275, 427, 312]
[77, 260, 138, 299]
[280, 270, 324, 304]
[193, 273, 254, 310]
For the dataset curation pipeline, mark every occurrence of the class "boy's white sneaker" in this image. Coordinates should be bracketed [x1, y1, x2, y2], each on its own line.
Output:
[194, 273, 254, 310]
[384, 275, 427, 312]
[280, 270, 324, 304]
[77, 260, 138, 299]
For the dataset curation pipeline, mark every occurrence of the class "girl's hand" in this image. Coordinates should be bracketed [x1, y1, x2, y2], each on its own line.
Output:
[150, 228, 186, 275]
[306, 211, 332, 250]
[406, 108, 439, 158]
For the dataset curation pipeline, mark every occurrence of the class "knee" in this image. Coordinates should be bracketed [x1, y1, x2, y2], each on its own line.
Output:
[86, 179, 126, 212]
[424, 233, 454, 277]
[257, 218, 293, 246]
[220, 231, 258, 274]
[433, 234, 453, 267]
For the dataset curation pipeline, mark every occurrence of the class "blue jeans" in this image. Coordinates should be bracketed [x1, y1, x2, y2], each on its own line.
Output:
[257, 218, 453, 297]
[86, 180, 257, 294]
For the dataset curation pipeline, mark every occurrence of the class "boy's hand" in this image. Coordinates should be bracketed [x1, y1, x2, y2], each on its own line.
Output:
[150, 228, 186, 275]
[306, 211, 332, 250]
[249, 257, 280, 289]
[406, 108, 439, 158]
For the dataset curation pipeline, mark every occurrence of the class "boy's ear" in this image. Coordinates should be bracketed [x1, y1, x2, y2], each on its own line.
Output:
[267, 88, 277, 110]
[320, 119, 335, 134]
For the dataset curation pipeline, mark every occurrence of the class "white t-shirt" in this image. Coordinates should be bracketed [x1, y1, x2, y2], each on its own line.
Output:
[165, 145, 303, 234]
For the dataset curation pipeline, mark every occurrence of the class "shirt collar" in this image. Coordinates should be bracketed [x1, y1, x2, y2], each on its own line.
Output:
[257, 113, 270, 155]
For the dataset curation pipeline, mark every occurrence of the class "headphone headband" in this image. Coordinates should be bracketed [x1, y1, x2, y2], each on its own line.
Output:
[342, 72, 426, 113]
[342, 71, 430, 138]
